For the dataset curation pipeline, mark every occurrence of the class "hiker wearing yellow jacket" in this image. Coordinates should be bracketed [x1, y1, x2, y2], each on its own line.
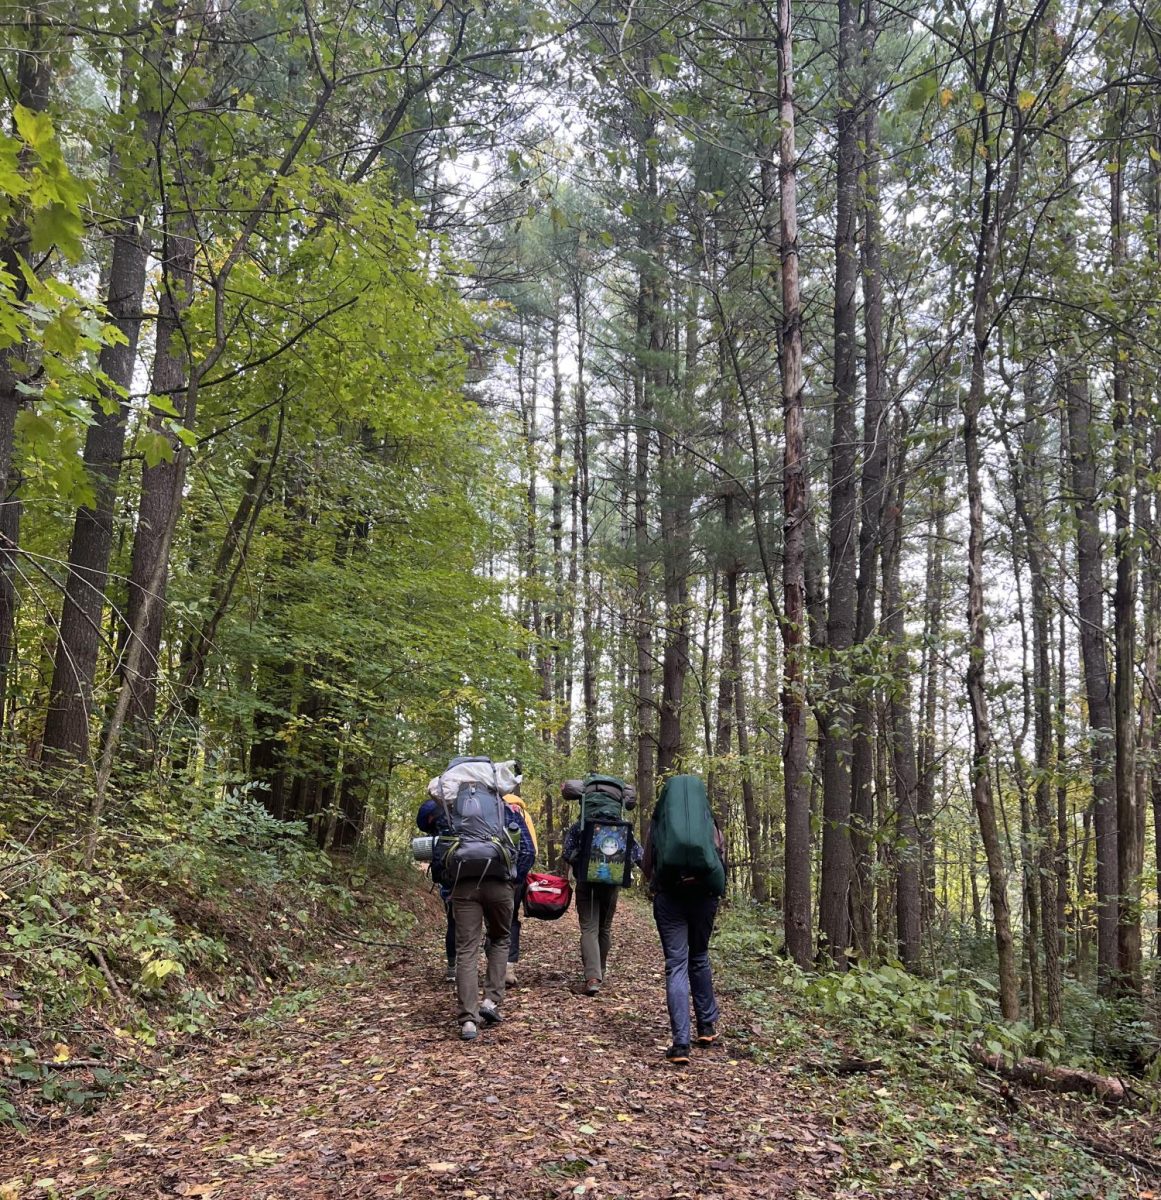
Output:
[500, 789, 536, 986]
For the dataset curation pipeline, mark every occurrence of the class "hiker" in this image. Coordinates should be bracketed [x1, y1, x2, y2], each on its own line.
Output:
[561, 774, 639, 996]
[415, 798, 457, 981]
[500, 777, 537, 986]
[423, 766, 536, 987]
[641, 773, 727, 1066]
[426, 756, 532, 1041]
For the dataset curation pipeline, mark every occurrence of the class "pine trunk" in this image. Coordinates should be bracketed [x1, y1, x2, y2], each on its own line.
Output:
[777, 0, 811, 968]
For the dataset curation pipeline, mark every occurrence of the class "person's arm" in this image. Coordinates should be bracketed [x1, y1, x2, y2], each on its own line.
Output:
[562, 821, 580, 866]
[641, 820, 655, 881]
[713, 819, 727, 874]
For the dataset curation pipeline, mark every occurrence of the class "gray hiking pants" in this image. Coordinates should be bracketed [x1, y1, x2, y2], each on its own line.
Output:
[575, 880, 619, 983]
[451, 876, 514, 1024]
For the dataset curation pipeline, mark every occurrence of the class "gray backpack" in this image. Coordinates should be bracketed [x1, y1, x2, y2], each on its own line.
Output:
[434, 756, 516, 883]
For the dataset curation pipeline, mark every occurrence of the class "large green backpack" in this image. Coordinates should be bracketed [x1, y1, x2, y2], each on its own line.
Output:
[651, 774, 725, 897]
[577, 774, 635, 887]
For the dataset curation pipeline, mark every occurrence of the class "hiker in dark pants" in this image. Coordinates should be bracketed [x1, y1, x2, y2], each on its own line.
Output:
[642, 774, 727, 1065]
[562, 816, 641, 994]
[574, 876, 618, 993]
[417, 798, 457, 981]
[500, 785, 537, 986]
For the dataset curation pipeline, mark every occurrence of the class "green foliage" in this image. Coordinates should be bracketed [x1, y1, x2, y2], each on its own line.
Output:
[0, 779, 413, 1128]
[0, 108, 122, 504]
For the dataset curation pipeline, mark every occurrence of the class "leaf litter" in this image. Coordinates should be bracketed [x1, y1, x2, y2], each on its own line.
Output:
[0, 891, 842, 1198]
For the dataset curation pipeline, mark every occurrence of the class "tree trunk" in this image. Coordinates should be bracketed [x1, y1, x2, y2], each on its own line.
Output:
[123, 223, 196, 739]
[777, 0, 811, 968]
[1064, 368, 1119, 992]
[43, 2, 173, 761]
[850, 67, 887, 960]
[881, 439, 921, 968]
[633, 91, 658, 808]
[0, 13, 54, 729]
[574, 280, 598, 767]
[818, 0, 860, 966]
[1009, 390, 1062, 1026]
[1109, 138, 1141, 995]
[961, 26, 1022, 1019]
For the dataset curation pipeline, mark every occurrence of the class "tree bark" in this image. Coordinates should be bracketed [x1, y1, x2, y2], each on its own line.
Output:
[1109, 133, 1141, 995]
[574, 279, 598, 767]
[123, 221, 196, 738]
[881, 436, 920, 968]
[1064, 369, 1119, 992]
[818, 0, 860, 965]
[850, 58, 887, 959]
[0, 10, 54, 729]
[777, 0, 811, 968]
[43, 1, 174, 762]
[1009, 390, 1062, 1026]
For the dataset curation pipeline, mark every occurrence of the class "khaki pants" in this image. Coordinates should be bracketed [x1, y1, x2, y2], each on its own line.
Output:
[451, 877, 514, 1024]
[575, 880, 618, 982]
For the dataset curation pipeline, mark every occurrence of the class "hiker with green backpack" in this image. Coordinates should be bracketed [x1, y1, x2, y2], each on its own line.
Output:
[642, 773, 727, 1065]
[560, 774, 639, 995]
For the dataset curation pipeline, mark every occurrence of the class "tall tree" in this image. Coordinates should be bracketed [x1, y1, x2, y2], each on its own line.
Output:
[818, 0, 860, 965]
[777, 0, 811, 969]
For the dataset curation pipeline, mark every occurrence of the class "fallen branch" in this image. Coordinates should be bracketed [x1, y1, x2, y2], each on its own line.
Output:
[969, 1044, 1126, 1105]
[834, 1056, 884, 1075]
[802, 1056, 885, 1076]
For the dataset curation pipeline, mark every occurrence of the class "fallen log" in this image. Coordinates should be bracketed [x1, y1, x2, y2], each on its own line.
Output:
[969, 1044, 1126, 1105]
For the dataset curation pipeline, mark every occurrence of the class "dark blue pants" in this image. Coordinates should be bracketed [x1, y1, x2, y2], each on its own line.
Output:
[444, 899, 456, 965]
[653, 890, 720, 1047]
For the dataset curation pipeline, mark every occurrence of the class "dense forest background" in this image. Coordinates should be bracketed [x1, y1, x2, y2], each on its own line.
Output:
[3, 0, 1161, 1093]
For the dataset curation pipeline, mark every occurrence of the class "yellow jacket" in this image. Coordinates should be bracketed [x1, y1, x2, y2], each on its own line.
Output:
[503, 795, 539, 859]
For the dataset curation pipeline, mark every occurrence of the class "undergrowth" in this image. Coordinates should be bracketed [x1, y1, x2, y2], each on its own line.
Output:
[712, 905, 1161, 1198]
[0, 778, 415, 1129]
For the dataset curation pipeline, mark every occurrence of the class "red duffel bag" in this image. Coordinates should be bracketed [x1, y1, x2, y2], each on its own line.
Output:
[523, 872, 572, 920]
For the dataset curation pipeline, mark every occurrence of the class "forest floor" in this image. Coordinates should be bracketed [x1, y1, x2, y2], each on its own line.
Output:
[1, 874, 1158, 1200]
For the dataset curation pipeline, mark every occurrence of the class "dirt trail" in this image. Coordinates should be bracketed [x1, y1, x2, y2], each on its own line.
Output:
[0, 891, 845, 1199]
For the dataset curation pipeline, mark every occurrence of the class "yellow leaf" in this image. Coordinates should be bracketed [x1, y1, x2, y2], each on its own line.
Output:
[616, 1113, 633, 1122]
[971, 92, 985, 111]
[218, 1093, 242, 1105]
[939, 88, 954, 108]
[1017, 90, 1036, 112]
[52, 1042, 70, 1063]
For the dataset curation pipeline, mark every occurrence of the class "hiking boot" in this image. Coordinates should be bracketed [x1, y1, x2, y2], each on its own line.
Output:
[479, 1001, 503, 1026]
[665, 1044, 691, 1066]
[444, 961, 456, 983]
[584, 978, 601, 996]
[460, 1021, 478, 1041]
[695, 1023, 719, 1047]
[505, 963, 517, 987]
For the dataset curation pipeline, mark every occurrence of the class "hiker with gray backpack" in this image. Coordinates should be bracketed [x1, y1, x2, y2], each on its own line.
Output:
[561, 774, 639, 995]
[425, 756, 532, 1041]
[641, 773, 727, 1065]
